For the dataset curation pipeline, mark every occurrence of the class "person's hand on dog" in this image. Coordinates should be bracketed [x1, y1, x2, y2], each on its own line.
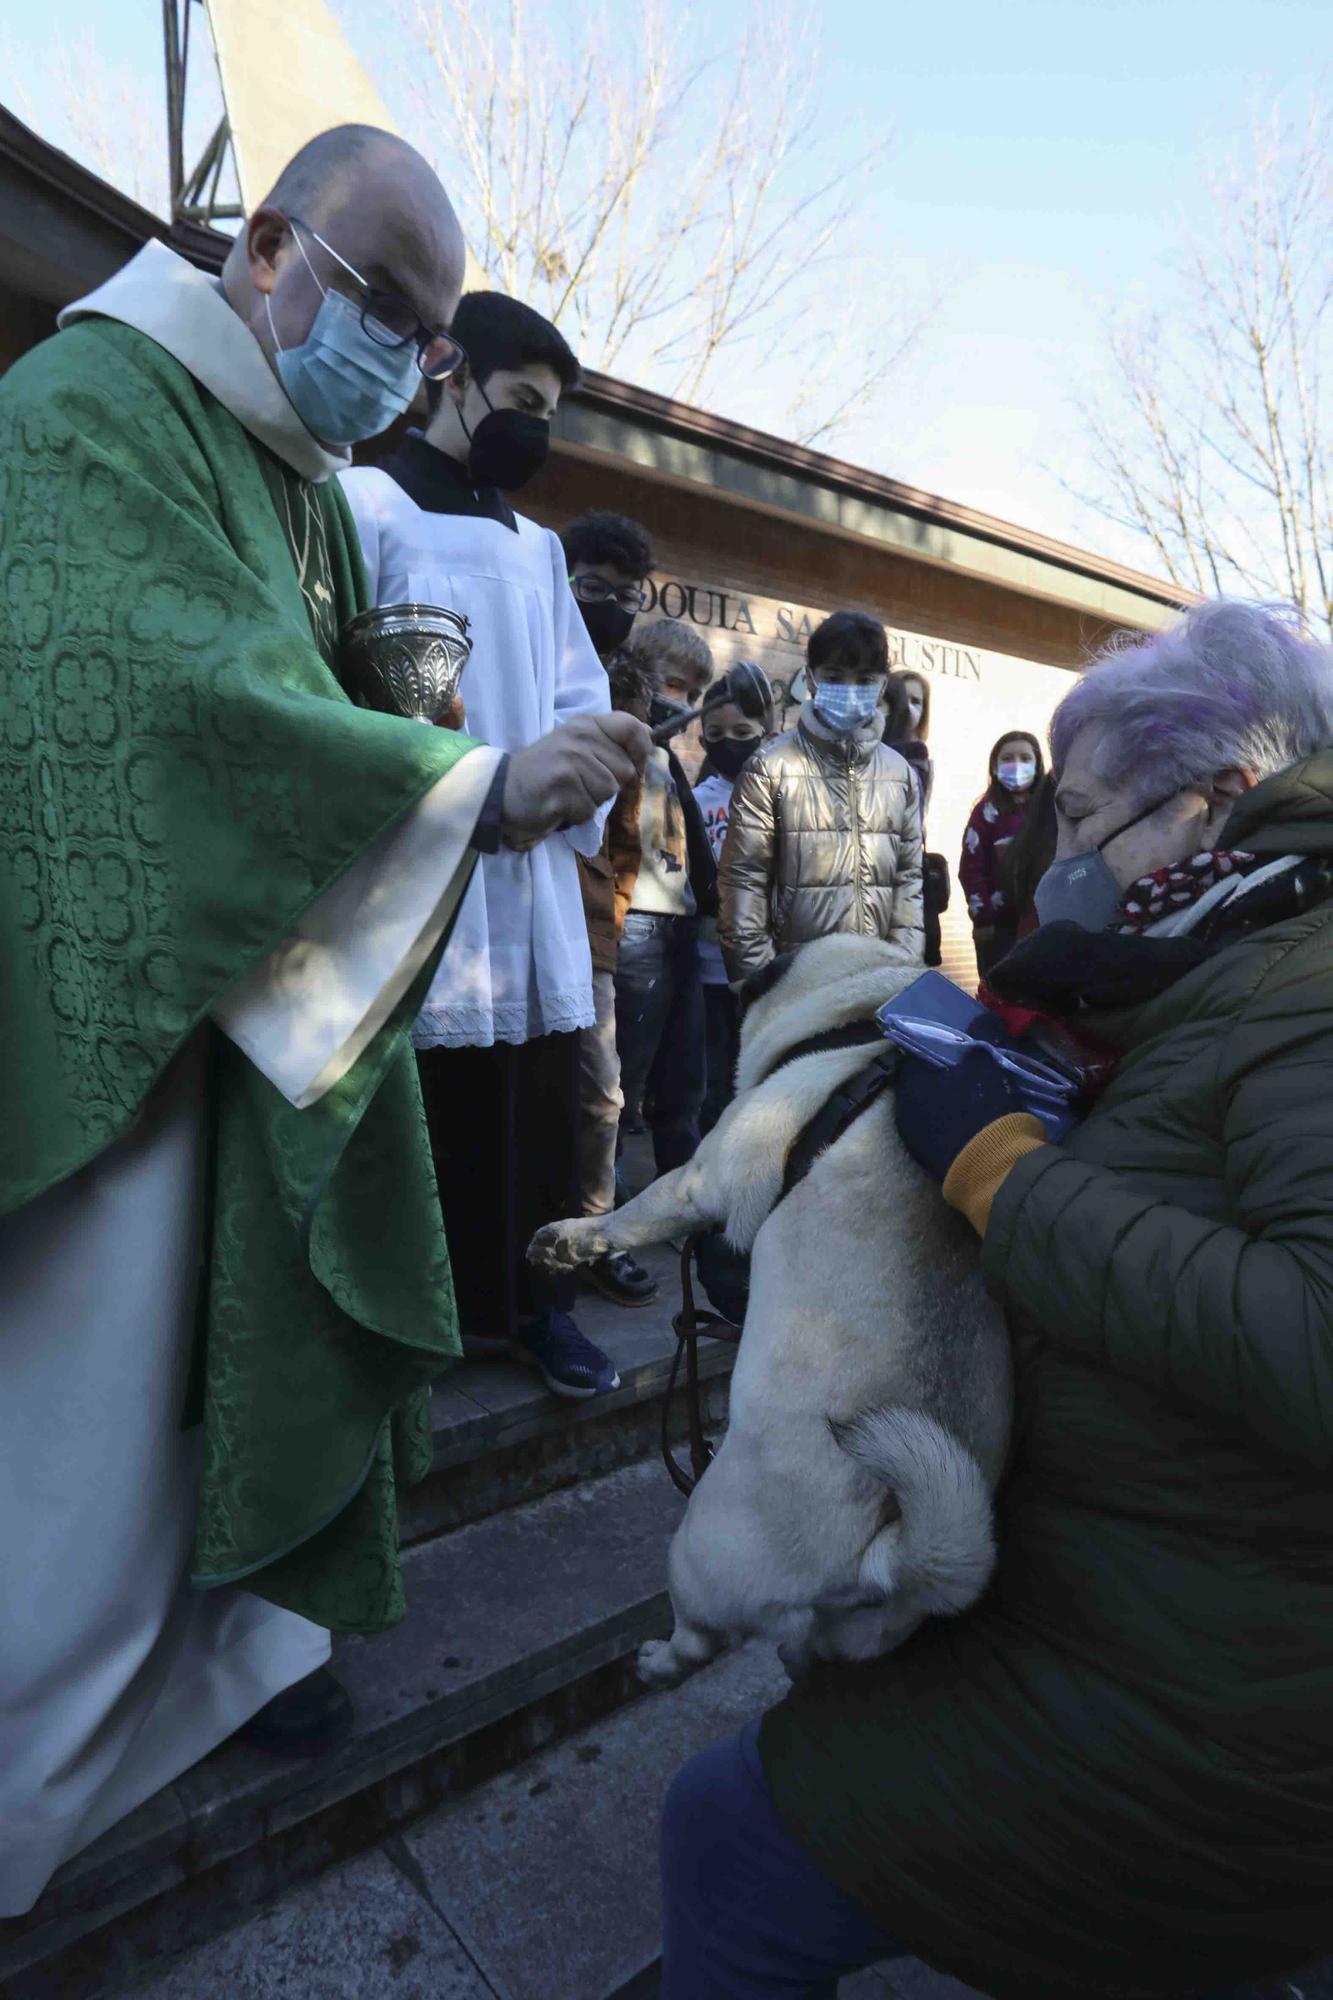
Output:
[894, 1044, 1074, 1186]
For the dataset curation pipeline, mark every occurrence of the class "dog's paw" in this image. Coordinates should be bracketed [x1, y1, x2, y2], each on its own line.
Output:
[526, 1219, 607, 1272]
[635, 1638, 688, 1689]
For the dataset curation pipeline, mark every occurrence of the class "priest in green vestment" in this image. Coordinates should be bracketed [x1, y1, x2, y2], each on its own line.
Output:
[0, 125, 647, 1914]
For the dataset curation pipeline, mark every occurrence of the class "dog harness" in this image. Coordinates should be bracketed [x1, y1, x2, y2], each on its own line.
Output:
[775, 1032, 901, 1203]
[663, 1019, 900, 1495]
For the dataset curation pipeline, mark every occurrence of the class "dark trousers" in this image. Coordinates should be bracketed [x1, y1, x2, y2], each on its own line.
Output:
[975, 924, 1018, 981]
[700, 982, 740, 1136]
[614, 911, 705, 1176]
[416, 1033, 579, 1341]
[661, 1724, 1301, 2000]
[661, 1722, 903, 1997]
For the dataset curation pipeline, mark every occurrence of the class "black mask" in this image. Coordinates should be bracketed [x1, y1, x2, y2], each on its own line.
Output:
[650, 693, 694, 733]
[464, 406, 550, 491]
[705, 736, 760, 781]
[579, 599, 636, 657]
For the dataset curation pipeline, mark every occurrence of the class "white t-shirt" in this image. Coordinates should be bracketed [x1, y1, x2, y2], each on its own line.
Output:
[693, 772, 735, 985]
[340, 467, 610, 1048]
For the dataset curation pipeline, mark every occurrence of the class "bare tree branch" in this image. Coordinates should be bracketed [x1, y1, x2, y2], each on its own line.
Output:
[395, 0, 934, 451]
[1070, 99, 1333, 636]
[5, 33, 168, 214]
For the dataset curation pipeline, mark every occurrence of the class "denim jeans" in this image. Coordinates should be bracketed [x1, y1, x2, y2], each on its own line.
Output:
[660, 1724, 1312, 2000]
[577, 967, 623, 1218]
[660, 1721, 904, 1998]
[701, 981, 741, 1136]
[614, 910, 705, 1176]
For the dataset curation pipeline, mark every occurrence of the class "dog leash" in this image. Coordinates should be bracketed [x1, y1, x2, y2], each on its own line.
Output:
[661, 1041, 901, 1498]
[662, 1238, 740, 1497]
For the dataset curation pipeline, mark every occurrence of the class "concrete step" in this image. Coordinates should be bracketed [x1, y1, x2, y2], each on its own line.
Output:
[116, 1642, 981, 2000]
[116, 1642, 788, 2000]
[0, 1458, 693, 1999]
[408, 1237, 734, 1542]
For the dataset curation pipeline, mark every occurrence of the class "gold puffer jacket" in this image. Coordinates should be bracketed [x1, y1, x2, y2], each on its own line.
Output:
[717, 703, 924, 982]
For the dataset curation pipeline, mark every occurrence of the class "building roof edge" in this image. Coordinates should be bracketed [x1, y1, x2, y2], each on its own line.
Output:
[0, 108, 227, 290]
[566, 369, 1197, 612]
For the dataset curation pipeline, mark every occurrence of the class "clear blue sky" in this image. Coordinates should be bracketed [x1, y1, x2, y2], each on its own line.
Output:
[5, 0, 1328, 567]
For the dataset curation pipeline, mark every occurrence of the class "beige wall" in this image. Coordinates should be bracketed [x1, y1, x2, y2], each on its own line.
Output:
[904, 637, 1065, 984]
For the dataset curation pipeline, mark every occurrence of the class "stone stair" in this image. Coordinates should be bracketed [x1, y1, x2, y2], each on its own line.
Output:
[0, 1236, 740, 2000]
[399, 1260, 731, 1546]
[120, 1640, 796, 2000]
[114, 1640, 983, 2000]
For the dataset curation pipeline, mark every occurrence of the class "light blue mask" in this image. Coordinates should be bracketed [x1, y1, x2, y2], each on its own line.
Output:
[811, 679, 885, 735]
[267, 285, 419, 447]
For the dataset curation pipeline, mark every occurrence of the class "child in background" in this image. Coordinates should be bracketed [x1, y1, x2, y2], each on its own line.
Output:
[609, 631, 718, 1176]
[884, 669, 944, 967]
[999, 770, 1058, 945]
[694, 666, 777, 1132]
[563, 509, 660, 1308]
[884, 669, 932, 815]
[719, 610, 924, 981]
[959, 730, 1045, 978]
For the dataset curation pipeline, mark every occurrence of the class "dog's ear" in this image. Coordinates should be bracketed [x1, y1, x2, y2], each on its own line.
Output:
[738, 950, 800, 1018]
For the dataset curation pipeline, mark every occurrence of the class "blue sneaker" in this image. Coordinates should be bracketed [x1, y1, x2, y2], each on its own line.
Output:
[516, 1310, 621, 1400]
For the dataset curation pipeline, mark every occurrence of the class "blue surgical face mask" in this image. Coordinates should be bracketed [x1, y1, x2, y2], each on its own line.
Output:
[811, 678, 885, 735]
[1034, 788, 1178, 931]
[266, 274, 419, 447]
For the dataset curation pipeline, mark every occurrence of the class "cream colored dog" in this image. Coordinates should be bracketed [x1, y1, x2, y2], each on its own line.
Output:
[529, 935, 1012, 1685]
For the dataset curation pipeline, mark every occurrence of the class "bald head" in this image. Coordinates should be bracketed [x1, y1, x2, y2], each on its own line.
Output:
[223, 124, 467, 438]
[266, 126, 455, 247]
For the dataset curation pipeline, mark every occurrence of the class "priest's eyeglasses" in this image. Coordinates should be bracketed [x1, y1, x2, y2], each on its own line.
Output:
[285, 214, 468, 382]
[568, 574, 649, 612]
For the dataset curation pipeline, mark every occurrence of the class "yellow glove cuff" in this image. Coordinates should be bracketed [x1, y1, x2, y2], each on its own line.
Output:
[941, 1113, 1048, 1239]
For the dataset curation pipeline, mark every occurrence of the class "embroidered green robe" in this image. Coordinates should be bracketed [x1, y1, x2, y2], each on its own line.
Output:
[0, 317, 479, 1631]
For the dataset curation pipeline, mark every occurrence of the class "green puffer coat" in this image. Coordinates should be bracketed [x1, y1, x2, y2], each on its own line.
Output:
[760, 754, 1333, 2000]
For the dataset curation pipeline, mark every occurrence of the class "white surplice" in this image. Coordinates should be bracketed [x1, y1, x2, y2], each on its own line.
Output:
[0, 242, 500, 1917]
[340, 464, 610, 1049]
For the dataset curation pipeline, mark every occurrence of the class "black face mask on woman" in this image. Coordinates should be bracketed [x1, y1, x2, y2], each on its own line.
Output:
[461, 382, 551, 491]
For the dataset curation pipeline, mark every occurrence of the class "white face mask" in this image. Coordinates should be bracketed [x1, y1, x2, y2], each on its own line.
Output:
[997, 758, 1037, 792]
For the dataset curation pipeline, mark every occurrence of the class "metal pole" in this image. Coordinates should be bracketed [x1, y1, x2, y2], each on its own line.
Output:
[205, 122, 227, 219]
[181, 116, 226, 211]
[161, 0, 183, 214]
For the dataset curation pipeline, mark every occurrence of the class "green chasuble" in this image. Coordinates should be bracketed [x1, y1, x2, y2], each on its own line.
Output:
[0, 317, 480, 1632]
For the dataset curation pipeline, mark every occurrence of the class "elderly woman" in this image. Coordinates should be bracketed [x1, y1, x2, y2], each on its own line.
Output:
[659, 602, 1333, 2000]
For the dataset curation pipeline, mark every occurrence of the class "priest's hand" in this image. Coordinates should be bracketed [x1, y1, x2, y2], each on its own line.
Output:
[501, 712, 650, 850]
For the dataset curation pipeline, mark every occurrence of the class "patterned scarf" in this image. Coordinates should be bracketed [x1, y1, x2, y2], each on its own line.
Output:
[1117, 849, 1261, 934]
